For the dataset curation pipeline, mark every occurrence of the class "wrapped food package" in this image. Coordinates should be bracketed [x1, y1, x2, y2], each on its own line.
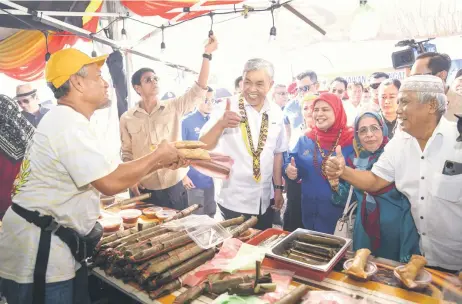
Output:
[396, 255, 427, 289]
[345, 248, 371, 279]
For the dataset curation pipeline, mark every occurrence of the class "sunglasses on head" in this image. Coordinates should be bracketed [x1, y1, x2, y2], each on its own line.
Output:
[143, 75, 160, 84]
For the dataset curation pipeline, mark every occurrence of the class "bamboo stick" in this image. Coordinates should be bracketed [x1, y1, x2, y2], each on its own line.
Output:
[149, 279, 182, 299]
[173, 283, 207, 304]
[139, 204, 200, 230]
[274, 284, 311, 304]
[138, 243, 204, 284]
[101, 225, 165, 249]
[230, 216, 258, 237]
[297, 234, 344, 248]
[132, 232, 191, 261]
[292, 241, 336, 258]
[100, 226, 138, 245]
[149, 248, 216, 289]
[125, 232, 174, 256]
[206, 275, 256, 294]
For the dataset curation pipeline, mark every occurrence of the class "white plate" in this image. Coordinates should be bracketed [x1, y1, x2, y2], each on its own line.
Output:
[343, 259, 378, 280]
[393, 266, 432, 289]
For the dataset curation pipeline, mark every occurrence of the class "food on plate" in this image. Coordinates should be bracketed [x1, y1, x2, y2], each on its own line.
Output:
[345, 248, 371, 279]
[143, 207, 163, 219]
[395, 255, 427, 289]
[119, 209, 142, 225]
[155, 210, 177, 220]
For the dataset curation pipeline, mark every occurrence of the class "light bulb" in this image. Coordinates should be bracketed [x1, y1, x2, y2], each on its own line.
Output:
[91, 50, 97, 57]
[269, 26, 277, 42]
[121, 28, 127, 40]
[160, 41, 166, 53]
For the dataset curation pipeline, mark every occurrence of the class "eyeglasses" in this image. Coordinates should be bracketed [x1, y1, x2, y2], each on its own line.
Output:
[205, 98, 216, 104]
[143, 76, 160, 84]
[357, 124, 382, 136]
[298, 84, 315, 93]
[370, 83, 381, 90]
[331, 88, 344, 95]
[276, 92, 288, 96]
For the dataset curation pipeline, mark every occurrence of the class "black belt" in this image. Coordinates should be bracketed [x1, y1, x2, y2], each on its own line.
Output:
[11, 203, 89, 304]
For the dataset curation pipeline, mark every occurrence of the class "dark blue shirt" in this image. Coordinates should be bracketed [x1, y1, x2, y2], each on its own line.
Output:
[22, 106, 49, 128]
[181, 109, 213, 189]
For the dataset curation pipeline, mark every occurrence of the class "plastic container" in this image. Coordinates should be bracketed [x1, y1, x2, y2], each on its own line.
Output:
[142, 207, 163, 219]
[118, 209, 142, 225]
[393, 266, 432, 290]
[343, 259, 378, 281]
[186, 222, 231, 249]
[155, 210, 176, 220]
[98, 213, 122, 233]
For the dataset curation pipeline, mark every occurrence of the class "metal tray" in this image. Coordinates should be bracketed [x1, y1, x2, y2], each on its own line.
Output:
[267, 228, 352, 273]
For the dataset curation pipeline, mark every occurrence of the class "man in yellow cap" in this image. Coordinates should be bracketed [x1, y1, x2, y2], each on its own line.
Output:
[0, 48, 185, 304]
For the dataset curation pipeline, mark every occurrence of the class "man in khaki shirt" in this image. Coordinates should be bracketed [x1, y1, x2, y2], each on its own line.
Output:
[120, 35, 218, 210]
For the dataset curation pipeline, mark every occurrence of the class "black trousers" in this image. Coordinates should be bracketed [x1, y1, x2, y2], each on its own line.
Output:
[140, 181, 188, 210]
[217, 200, 274, 231]
[283, 178, 303, 232]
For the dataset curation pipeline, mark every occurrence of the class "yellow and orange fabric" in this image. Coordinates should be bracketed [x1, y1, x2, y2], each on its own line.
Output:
[0, 0, 102, 81]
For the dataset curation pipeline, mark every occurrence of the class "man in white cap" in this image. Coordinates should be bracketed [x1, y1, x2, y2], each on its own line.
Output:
[325, 75, 462, 273]
[15, 84, 49, 127]
[0, 48, 184, 304]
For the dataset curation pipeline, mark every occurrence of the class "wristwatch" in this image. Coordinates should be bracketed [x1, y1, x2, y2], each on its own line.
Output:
[203, 53, 212, 60]
[274, 185, 284, 190]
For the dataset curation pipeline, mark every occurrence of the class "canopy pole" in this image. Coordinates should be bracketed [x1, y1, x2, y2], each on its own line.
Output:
[0, 0, 198, 74]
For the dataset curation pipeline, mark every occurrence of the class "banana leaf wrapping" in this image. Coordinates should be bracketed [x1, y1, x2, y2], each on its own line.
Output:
[274, 284, 311, 304]
[148, 248, 216, 290]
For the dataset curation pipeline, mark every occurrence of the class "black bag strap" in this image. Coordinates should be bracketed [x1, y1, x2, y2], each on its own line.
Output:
[12, 203, 58, 304]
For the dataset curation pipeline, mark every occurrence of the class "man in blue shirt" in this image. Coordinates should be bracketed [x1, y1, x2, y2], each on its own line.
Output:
[15, 84, 50, 128]
[181, 87, 216, 217]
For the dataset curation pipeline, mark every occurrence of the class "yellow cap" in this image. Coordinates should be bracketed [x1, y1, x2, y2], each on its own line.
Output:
[45, 48, 108, 88]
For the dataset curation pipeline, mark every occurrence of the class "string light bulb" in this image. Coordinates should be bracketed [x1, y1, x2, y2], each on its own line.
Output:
[269, 7, 277, 41]
[160, 25, 166, 53]
[121, 18, 127, 40]
[91, 40, 97, 57]
[209, 13, 214, 37]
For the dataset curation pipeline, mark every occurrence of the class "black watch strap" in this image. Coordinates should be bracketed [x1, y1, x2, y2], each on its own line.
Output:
[274, 185, 284, 190]
[203, 53, 212, 60]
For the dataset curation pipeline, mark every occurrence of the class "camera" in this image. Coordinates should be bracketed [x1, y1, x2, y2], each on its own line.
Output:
[391, 39, 436, 69]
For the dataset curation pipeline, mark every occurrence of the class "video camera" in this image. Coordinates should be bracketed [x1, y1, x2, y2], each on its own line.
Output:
[391, 39, 436, 69]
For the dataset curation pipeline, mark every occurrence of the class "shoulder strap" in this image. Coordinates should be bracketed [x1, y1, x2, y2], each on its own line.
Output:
[342, 185, 354, 217]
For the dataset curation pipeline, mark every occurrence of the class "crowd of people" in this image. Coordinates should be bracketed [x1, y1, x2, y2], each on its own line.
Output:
[0, 34, 461, 303]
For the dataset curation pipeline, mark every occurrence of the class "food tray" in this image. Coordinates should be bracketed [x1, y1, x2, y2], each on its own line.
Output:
[267, 228, 352, 273]
[246, 228, 289, 246]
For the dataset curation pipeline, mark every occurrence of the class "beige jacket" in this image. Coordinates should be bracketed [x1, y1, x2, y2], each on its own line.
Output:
[120, 83, 207, 190]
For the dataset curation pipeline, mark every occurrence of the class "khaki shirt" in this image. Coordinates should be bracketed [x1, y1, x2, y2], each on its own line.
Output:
[120, 83, 207, 190]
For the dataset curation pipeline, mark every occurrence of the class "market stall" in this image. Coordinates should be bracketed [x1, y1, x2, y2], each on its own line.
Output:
[93, 195, 462, 304]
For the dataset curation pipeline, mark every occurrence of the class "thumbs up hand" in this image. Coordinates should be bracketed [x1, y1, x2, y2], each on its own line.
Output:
[219, 99, 242, 129]
[286, 157, 298, 180]
[325, 145, 346, 179]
